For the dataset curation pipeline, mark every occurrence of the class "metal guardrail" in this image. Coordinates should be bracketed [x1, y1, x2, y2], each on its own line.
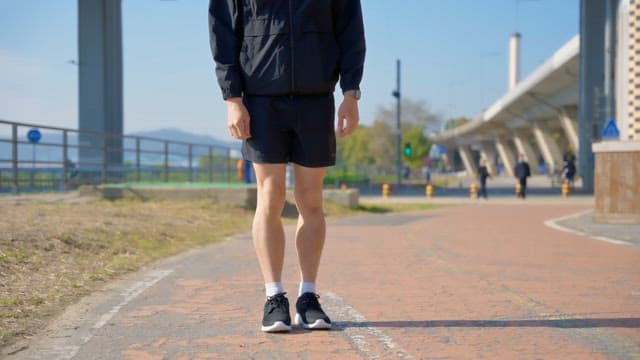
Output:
[0, 119, 238, 194]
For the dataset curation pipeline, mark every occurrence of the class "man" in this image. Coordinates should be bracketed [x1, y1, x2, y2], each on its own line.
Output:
[514, 154, 531, 199]
[477, 159, 490, 199]
[424, 165, 432, 185]
[209, 0, 365, 333]
[563, 154, 576, 186]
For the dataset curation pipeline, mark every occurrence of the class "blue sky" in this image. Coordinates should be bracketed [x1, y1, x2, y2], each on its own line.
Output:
[0, 0, 578, 141]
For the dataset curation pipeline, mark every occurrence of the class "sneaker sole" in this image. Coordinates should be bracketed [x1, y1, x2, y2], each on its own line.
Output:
[294, 313, 332, 330]
[261, 321, 291, 333]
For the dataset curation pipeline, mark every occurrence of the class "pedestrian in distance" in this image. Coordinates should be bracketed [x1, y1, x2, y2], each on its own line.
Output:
[563, 154, 576, 186]
[424, 165, 432, 185]
[514, 153, 531, 199]
[209, 0, 365, 333]
[477, 159, 490, 199]
[403, 165, 411, 180]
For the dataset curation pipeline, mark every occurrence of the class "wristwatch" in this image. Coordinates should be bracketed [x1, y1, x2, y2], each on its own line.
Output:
[343, 89, 361, 100]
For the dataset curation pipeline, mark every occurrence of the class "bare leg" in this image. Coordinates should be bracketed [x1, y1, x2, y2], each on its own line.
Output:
[252, 163, 287, 283]
[293, 164, 327, 284]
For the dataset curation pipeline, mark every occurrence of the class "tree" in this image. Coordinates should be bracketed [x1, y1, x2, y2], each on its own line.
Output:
[338, 126, 373, 169]
[443, 116, 471, 131]
[375, 98, 442, 135]
[372, 98, 441, 171]
[336, 120, 395, 175]
[367, 120, 396, 174]
[402, 124, 431, 169]
[335, 98, 443, 177]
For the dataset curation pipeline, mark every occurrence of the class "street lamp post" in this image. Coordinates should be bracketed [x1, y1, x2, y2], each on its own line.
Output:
[392, 59, 402, 188]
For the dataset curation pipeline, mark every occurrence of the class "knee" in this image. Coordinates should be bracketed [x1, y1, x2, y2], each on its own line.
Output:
[257, 182, 286, 215]
[294, 188, 323, 217]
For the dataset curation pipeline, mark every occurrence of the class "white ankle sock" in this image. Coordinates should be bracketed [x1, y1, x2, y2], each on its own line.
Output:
[299, 282, 316, 296]
[265, 282, 284, 297]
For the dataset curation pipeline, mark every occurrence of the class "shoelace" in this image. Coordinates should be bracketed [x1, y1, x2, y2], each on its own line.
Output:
[266, 293, 288, 313]
[298, 293, 321, 309]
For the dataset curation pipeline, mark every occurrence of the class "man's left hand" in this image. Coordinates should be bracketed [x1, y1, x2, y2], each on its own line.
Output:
[337, 97, 359, 137]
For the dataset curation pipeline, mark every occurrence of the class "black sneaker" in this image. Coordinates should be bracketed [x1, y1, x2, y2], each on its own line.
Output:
[295, 292, 332, 330]
[261, 293, 292, 332]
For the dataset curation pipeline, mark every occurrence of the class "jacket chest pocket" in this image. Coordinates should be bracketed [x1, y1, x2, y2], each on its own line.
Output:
[239, 17, 290, 87]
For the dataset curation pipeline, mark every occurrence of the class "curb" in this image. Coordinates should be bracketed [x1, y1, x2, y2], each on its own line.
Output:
[544, 210, 636, 247]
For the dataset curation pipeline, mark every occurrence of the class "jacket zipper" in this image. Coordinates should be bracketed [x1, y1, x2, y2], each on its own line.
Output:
[288, 0, 295, 94]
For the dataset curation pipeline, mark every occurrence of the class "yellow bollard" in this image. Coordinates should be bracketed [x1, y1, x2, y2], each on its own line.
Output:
[469, 183, 478, 199]
[382, 183, 390, 198]
[562, 181, 571, 198]
[515, 183, 522, 197]
[425, 184, 433, 198]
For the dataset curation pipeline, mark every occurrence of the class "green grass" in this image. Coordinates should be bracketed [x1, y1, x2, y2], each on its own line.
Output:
[0, 250, 29, 265]
[100, 181, 253, 189]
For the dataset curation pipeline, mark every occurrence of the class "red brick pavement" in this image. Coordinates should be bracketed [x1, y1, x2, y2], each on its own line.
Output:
[12, 203, 640, 359]
[319, 204, 640, 359]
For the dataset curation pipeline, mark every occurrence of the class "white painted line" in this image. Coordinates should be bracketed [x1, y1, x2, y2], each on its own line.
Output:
[544, 210, 635, 247]
[92, 269, 173, 330]
[65, 268, 174, 359]
[323, 292, 414, 360]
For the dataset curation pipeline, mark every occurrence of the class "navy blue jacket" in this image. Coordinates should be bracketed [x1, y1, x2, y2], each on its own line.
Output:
[514, 161, 531, 179]
[209, 0, 366, 99]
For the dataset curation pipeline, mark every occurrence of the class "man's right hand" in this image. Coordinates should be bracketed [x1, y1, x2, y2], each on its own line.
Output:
[226, 97, 251, 140]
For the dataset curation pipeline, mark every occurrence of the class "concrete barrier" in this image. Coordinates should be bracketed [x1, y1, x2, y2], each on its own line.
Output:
[79, 185, 359, 210]
[322, 188, 360, 209]
[79, 185, 257, 209]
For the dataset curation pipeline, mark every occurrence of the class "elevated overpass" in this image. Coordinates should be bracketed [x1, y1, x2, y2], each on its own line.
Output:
[431, 0, 639, 194]
[431, 36, 579, 179]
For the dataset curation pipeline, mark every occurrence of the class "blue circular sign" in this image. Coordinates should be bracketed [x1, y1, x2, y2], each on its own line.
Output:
[27, 128, 41, 143]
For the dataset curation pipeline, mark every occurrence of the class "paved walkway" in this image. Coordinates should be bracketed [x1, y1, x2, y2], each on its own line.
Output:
[9, 203, 640, 359]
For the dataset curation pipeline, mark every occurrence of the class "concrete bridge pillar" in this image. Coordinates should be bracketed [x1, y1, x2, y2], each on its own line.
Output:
[458, 146, 477, 178]
[478, 143, 497, 175]
[533, 123, 564, 174]
[78, 0, 124, 171]
[441, 149, 455, 172]
[559, 110, 579, 154]
[495, 138, 516, 177]
[513, 133, 540, 175]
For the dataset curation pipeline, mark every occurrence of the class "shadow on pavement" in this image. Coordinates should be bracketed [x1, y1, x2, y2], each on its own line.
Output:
[332, 317, 640, 330]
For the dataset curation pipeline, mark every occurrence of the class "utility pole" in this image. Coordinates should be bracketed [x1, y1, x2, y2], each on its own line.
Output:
[603, 0, 618, 124]
[578, 0, 607, 192]
[393, 59, 402, 188]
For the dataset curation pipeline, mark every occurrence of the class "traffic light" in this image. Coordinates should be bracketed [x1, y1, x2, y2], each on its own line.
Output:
[403, 142, 412, 157]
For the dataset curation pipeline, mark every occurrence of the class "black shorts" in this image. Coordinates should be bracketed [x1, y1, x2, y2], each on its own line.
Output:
[242, 94, 336, 168]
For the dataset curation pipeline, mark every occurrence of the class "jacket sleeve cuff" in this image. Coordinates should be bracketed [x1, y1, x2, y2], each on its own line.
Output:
[339, 75, 363, 94]
[341, 85, 360, 92]
[221, 87, 243, 100]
